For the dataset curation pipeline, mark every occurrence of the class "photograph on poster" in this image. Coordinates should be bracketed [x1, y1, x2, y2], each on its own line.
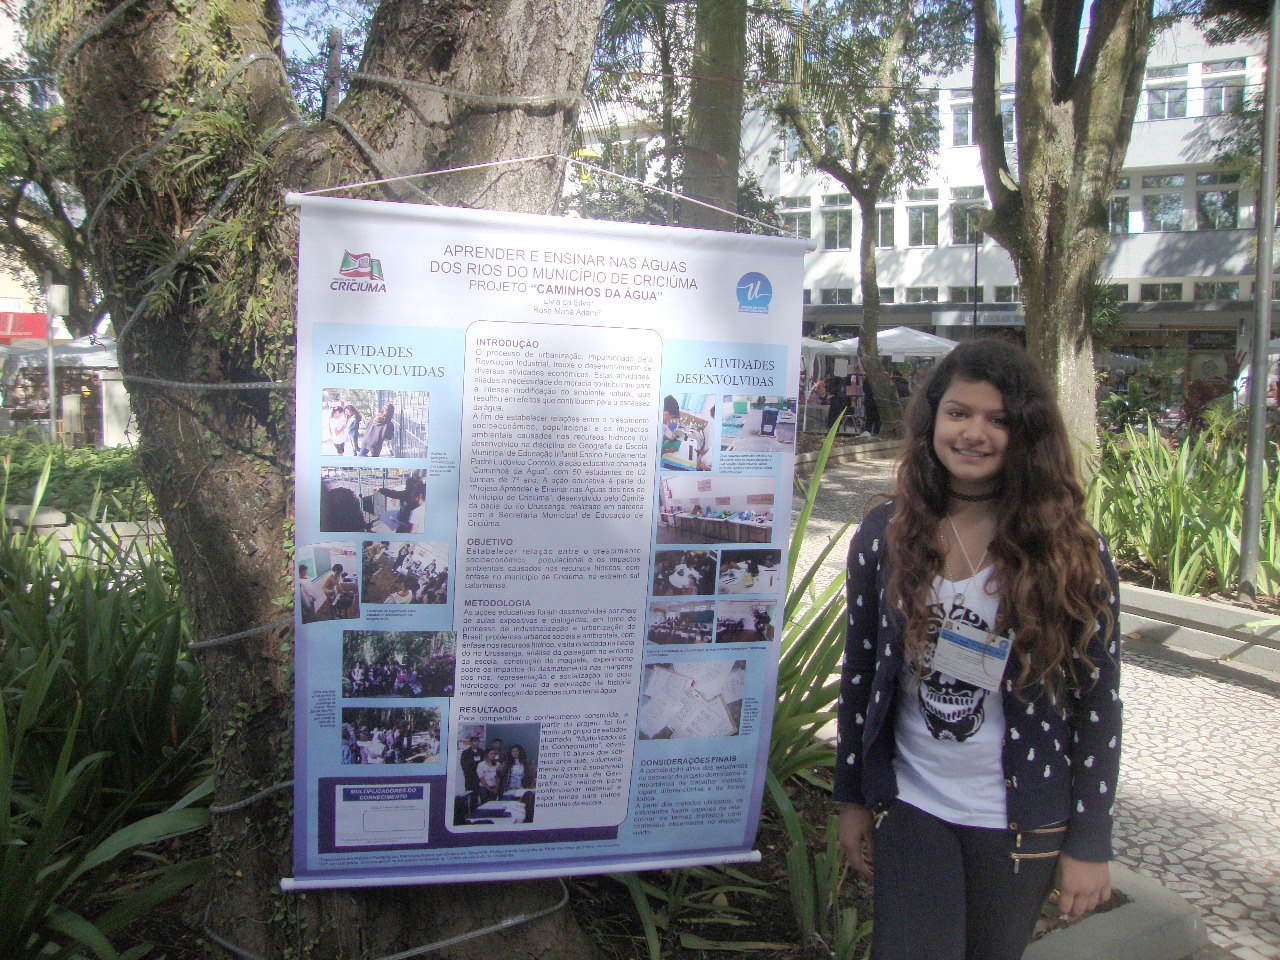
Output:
[320, 388, 429, 459]
[720, 396, 797, 453]
[453, 723, 540, 827]
[342, 630, 456, 698]
[361, 540, 449, 605]
[651, 549, 718, 597]
[340, 706, 441, 764]
[714, 599, 777, 643]
[297, 542, 360, 623]
[638, 660, 746, 740]
[659, 393, 715, 472]
[319, 467, 427, 533]
[656, 474, 774, 544]
[646, 599, 715, 645]
[718, 549, 784, 596]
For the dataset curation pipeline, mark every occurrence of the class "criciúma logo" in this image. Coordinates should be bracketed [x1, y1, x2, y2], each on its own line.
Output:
[331, 251, 387, 293]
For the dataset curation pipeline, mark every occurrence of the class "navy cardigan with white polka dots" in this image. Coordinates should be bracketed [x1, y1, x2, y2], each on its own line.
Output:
[832, 502, 1123, 863]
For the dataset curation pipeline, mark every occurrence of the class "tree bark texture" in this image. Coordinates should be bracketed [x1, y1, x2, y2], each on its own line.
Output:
[40, 1, 604, 956]
[774, 1, 961, 438]
[972, 0, 1153, 456]
[682, 0, 745, 230]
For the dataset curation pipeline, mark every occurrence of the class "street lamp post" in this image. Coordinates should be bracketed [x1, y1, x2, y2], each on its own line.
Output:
[45, 282, 69, 444]
[972, 230, 980, 329]
[965, 203, 987, 331]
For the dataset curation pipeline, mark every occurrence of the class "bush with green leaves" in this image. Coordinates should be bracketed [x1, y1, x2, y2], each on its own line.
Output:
[0, 435, 153, 521]
[1088, 417, 1280, 596]
[0, 460, 210, 957]
[0, 464, 208, 822]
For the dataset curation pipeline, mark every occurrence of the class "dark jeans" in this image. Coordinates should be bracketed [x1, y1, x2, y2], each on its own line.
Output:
[871, 800, 1060, 960]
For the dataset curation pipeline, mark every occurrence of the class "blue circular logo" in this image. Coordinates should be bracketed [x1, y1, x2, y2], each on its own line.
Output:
[736, 272, 773, 313]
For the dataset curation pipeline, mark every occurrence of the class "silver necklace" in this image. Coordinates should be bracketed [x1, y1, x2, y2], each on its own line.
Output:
[941, 515, 990, 607]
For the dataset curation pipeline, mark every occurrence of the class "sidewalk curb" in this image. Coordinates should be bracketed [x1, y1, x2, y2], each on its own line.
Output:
[1121, 583, 1280, 680]
[796, 438, 902, 470]
[1025, 864, 1209, 960]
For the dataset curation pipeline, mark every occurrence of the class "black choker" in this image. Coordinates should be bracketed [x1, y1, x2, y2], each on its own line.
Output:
[950, 490, 1000, 502]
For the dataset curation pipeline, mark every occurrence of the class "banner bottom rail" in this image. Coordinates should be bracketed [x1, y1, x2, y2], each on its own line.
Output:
[281, 849, 762, 891]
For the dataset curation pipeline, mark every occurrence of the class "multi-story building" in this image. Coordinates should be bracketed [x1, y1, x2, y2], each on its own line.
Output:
[748, 20, 1266, 391]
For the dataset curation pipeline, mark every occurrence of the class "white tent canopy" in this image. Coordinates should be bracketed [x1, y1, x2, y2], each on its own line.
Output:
[9, 335, 120, 368]
[832, 326, 958, 360]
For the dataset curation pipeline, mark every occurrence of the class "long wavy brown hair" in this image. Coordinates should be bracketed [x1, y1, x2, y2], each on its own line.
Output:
[884, 339, 1112, 699]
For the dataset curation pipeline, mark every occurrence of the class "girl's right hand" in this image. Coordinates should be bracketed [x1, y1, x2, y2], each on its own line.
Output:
[838, 803, 875, 881]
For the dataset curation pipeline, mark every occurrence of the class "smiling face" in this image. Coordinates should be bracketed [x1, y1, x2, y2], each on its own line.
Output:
[932, 378, 1010, 496]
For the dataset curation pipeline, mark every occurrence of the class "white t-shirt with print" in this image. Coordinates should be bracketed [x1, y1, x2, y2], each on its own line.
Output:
[892, 566, 1009, 828]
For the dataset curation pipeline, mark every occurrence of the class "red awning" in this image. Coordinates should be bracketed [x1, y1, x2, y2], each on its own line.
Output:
[0, 312, 47, 343]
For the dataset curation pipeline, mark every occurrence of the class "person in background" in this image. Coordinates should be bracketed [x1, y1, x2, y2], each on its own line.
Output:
[360, 402, 396, 457]
[328, 401, 350, 454]
[836, 339, 1122, 960]
[344, 403, 363, 453]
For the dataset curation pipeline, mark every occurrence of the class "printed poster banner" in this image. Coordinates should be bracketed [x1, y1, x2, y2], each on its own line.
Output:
[285, 194, 805, 890]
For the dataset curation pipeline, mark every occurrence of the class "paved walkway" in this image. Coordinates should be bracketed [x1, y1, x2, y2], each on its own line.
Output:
[792, 453, 1280, 960]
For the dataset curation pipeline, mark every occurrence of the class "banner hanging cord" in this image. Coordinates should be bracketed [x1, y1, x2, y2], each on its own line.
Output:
[300, 153, 787, 236]
[202, 878, 570, 960]
[208, 780, 294, 815]
[188, 617, 292, 652]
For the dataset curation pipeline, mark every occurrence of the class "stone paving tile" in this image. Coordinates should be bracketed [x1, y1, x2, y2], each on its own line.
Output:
[794, 456, 1280, 960]
[1117, 650, 1280, 958]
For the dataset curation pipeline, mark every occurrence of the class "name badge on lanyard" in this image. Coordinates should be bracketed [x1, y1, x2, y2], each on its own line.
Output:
[932, 619, 1012, 692]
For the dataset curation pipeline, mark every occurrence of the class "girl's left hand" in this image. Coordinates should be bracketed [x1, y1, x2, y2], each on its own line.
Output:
[1055, 855, 1111, 917]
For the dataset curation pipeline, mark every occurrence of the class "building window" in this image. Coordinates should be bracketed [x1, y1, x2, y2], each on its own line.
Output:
[950, 285, 983, 303]
[781, 195, 810, 209]
[1204, 77, 1245, 116]
[1109, 195, 1130, 234]
[1203, 58, 1246, 116]
[820, 288, 854, 305]
[908, 206, 939, 246]
[876, 207, 895, 247]
[951, 198, 984, 244]
[1195, 172, 1240, 229]
[1193, 281, 1240, 300]
[994, 285, 1020, 303]
[921, 90, 942, 129]
[822, 194, 853, 250]
[904, 286, 939, 303]
[1146, 65, 1188, 120]
[878, 286, 896, 304]
[1143, 193, 1184, 232]
[1100, 283, 1128, 301]
[907, 187, 939, 201]
[997, 84, 1016, 141]
[1141, 174, 1185, 232]
[782, 211, 812, 239]
[802, 289, 811, 305]
[1139, 282, 1182, 302]
[950, 88, 973, 146]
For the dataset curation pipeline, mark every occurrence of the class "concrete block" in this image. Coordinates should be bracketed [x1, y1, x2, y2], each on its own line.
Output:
[1026, 864, 1209, 960]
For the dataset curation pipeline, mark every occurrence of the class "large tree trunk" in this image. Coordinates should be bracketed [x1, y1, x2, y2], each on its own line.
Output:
[682, 0, 745, 230]
[44, 1, 604, 956]
[972, 0, 1152, 458]
[855, 192, 902, 437]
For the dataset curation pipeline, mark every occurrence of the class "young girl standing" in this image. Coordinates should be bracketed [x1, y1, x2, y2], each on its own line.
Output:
[835, 339, 1121, 960]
